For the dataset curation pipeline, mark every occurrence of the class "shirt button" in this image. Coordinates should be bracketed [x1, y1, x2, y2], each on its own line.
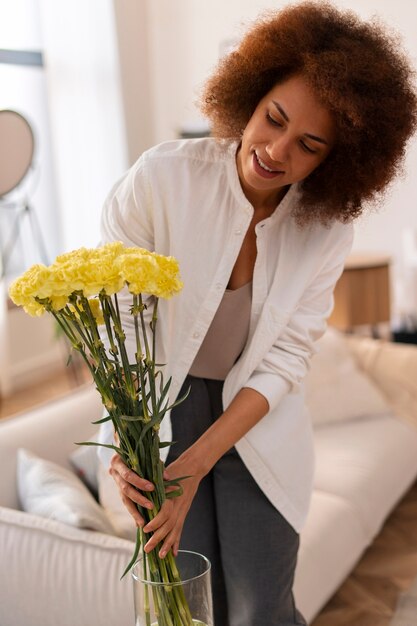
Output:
[216, 283, 223, 290]
[193, 332, 200, 339]
[235, 229, 242, 235]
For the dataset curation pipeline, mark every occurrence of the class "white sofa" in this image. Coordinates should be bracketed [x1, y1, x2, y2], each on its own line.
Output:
[1, 331, 417, 626]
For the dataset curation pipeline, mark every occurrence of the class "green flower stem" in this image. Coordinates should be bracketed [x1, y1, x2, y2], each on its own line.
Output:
[132, 295, 151, 422]
[53, 288, 193, 625]
[143, 300, 158, 419]
[105, 294, 136, 411]
[99, 296, 127, 404]
[150, 298, 159, 366]
[138, 293, 152, 364]
[132, 294, 144, 416]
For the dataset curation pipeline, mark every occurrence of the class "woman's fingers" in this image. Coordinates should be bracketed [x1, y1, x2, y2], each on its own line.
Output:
[110, 453, 154, 492]
[108, 453, 155, 515]
[158, 526, 183, 559]
[120, 492, 145, 527]
[143, 499, 173, 533]
[143, 500, 177, 554]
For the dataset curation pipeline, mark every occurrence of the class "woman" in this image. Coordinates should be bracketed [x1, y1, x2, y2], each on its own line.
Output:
[99, 3, 417, 624]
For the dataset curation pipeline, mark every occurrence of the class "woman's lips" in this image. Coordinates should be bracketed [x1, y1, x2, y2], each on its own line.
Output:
[253, 152, 284, 179]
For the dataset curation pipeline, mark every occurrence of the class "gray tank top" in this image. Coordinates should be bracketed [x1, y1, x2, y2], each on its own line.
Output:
[188, 281, 252, 381]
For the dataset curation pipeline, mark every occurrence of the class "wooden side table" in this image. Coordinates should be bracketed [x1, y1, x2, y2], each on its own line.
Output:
[329, 253, 391, 337]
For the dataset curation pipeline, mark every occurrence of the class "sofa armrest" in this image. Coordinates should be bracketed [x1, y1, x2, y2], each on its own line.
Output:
[0, 506, 134, 626]
[0, 384, 103, 509]
[346, 336, 417, 429]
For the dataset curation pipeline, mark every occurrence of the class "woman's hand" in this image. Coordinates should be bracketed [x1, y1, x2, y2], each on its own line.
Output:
[109, 453, 156, 528]
[142, 455, 204, 559]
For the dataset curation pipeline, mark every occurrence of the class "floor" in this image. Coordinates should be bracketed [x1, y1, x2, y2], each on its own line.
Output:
[2, 369, 417, 625]
[311, 480, 417, 625]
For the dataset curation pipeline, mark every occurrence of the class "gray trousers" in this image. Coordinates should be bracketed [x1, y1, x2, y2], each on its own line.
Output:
[166, 375, 307, 626]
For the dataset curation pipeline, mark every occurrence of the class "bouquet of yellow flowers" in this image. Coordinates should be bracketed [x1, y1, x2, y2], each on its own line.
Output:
[9, 242, 197, 626]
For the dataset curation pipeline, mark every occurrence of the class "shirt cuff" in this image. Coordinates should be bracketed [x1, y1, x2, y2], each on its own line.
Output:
[244, 372, 291, 413]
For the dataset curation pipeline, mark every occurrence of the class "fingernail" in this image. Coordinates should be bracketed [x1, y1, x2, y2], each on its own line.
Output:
[159, 549, 167, 558]
[144, 483, 154, 491]
[145, 502, 154, 509]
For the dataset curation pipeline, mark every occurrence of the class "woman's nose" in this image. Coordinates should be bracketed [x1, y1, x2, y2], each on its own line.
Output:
[266, 136, 290, 164]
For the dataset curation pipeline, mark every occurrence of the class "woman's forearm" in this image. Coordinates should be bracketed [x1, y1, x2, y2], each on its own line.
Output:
[178, 386, 270, 476]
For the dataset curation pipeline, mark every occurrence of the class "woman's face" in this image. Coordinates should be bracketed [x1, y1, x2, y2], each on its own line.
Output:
[236, 74, 336, 209]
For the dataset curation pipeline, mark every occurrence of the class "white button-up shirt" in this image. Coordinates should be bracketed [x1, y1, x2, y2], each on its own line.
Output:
[99, 137, 354, 532]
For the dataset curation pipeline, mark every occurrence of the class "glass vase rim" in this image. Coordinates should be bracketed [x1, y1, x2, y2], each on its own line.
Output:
[131, 549, 211, 587]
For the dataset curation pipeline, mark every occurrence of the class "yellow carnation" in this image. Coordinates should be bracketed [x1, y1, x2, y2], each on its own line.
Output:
[88, 298, 105, 325]
[8, 264, 51, 304]
[22, 299, 47, 317]
[68, 297, 104, 325]
[49, 295, 69, 311]
[8, 264, 52, 316]
[51, 243, 125, 297]
[116, 250, 183, 298]
[117, 252, 160, 295]
[153, 254, 183, 299]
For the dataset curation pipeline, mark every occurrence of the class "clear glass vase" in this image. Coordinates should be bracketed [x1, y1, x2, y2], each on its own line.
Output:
[132, 550, 213, 626]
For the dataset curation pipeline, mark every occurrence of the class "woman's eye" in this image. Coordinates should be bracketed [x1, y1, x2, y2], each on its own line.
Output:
[300, 141, 317, 154]
[266, 113, 282, 127]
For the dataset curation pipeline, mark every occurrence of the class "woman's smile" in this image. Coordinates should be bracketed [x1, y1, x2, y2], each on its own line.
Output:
[253, 151, 285, 178]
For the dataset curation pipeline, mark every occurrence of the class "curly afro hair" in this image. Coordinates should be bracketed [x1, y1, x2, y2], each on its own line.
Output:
[199, 2, 417, 225]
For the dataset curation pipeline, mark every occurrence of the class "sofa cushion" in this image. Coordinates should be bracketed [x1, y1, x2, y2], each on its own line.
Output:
[346, 335, 417, 431]
[305, 327, 390, 426]
[17, 448, 114, 534]
[0, 506, 134, 626]
[313, 414, 417, 538]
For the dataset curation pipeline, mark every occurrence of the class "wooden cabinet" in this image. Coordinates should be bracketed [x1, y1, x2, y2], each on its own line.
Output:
[329, 254, 391, 332]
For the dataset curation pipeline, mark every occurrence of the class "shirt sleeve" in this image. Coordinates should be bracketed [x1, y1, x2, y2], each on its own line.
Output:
[244, 222, 354, 412]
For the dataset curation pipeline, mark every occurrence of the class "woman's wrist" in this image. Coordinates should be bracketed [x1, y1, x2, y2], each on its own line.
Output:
[177, 442, 215, 478]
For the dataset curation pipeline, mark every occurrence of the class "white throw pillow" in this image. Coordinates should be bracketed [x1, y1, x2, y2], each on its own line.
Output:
[69, 437, 100, 496]
[17, 448, 115, 534]
[97, 462, 137, 541]
[305, 327, 390, 426]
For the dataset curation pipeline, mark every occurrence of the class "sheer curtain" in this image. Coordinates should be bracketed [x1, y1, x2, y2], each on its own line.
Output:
[38, 0, 128, 251]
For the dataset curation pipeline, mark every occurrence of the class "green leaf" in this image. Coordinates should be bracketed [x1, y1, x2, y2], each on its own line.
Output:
[158, 441, 174, 448]
[164, 384, 191, 413]
[156, 377, 172, 411]
[74, 441, 123, 455]
[120, 527, 142, 579]
[165, 488, 183, 499]
[164, 475, 191, 488]
[91, 414, 112, 425]
[138, 412, 162, 442]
